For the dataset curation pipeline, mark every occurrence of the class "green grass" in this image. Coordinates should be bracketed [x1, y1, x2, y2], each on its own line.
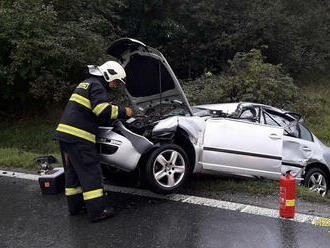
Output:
[185, 175, 279, 195]
[184, 175, 330, 202]
[295, 185, 330, 202]
[0, 112, 61, 154]
[0, 109, 62, 169]
[0, 148, 61, 169]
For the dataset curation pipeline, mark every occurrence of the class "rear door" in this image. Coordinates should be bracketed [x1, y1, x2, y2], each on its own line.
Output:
[261, 110, 317, 179]
[201, 118, 283, 179]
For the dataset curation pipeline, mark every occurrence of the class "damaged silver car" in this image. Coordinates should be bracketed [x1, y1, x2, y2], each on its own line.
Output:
[97, 38, 330, 196]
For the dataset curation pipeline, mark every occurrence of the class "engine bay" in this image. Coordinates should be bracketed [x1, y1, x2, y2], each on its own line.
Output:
[119, 104, 192, 137]
[123, 115, 162, 137]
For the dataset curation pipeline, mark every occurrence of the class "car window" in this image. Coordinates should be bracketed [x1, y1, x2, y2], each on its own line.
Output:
[239, 108, 258, 122]
[240, 109, 254, 118]
[264, 112, 290, 126]
[263, 113, 279, 126]
[299, 123, 313, 142]
[263, 111, 299, 138]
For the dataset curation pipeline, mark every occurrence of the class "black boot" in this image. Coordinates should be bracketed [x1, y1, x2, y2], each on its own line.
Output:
[91, 207, 116, 223]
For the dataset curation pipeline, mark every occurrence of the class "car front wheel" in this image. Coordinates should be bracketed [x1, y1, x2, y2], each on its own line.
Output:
[145, 144, 189, 194]
[304, 167, 329, 197]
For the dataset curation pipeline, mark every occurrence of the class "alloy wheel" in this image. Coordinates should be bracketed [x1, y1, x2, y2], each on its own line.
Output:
[153, 149, 185, 188]
[307, 172, 327, 197]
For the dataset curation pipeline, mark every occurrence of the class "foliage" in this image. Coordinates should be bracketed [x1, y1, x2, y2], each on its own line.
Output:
[0, 0, 115, 114]
[183, 49, 324, 117]
[116, 0, 330, 78]
[305, 84, 330, 145]
[1, 0, 330, 115]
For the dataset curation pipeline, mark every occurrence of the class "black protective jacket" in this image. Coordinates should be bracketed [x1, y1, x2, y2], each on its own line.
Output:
[54, 76, 126, 144]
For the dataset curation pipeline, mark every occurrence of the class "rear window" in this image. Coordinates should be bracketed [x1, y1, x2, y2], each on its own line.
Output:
[299, 123, 313, 142]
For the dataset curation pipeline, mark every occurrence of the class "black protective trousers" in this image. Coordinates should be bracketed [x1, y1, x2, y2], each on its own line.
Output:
[59, 141, 105, 220]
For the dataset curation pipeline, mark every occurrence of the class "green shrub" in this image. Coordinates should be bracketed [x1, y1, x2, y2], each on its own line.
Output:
[183, 49, 324, 118]
[0, 0, 113, 114]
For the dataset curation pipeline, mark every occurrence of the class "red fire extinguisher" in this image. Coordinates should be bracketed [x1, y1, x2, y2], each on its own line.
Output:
[279, 171, 296, 218]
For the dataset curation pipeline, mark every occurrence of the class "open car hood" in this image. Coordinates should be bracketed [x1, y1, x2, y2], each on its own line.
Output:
[107, 38, 192, 115]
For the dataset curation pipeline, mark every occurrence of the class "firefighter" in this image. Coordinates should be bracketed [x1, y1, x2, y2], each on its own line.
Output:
[54, 61, 133, 222]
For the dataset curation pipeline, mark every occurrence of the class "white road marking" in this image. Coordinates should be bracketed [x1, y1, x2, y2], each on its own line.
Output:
[104, 184, 322, 224]
[0, 170, 39, 181]
[0, 169, 323, 224]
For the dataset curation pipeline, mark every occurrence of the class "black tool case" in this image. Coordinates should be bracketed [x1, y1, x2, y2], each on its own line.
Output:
[39, 168, 65, 194]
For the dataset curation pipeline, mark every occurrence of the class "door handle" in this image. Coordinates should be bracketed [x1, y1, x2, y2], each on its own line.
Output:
[269, 133, 281, 140]
[302, 146, 312, 152]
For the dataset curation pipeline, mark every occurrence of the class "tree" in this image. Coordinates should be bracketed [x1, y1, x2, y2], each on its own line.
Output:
[183, 49, 322, 117]
[0, 0, 116, 114]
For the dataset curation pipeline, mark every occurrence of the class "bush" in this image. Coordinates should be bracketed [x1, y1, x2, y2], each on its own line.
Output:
[0, 0, 113, 115]
[183, 49, 324, 118]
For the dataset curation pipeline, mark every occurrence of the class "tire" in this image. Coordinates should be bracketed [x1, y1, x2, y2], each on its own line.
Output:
[144, 144, 190, 194]
[304, 167, 329, 197]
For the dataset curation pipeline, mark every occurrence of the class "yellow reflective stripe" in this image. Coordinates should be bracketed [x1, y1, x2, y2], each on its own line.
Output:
[110, 106, 115, 119]
[77, 82, 90, 90]
[286, 199, 295, 207]
[83, 189, 103, 200]
[69, 93, 91, 109]
[111, 105, 119, 119]
[92, 103, 110, 116]
[65, 187, 82, 196]
[56, 124, 96, 143]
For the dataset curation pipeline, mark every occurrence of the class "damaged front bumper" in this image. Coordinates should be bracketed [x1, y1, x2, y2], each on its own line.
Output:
[97, 123, 153, 172]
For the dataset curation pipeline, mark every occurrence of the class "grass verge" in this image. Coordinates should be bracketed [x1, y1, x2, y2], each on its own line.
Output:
[0, 148, 61, 169]
[184, 175, 330, 202]
[0, 111, 61, 154]
[0, 109, 62, 169]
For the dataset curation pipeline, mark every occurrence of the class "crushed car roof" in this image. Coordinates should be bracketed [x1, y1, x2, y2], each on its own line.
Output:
[196, 102, 298, 119]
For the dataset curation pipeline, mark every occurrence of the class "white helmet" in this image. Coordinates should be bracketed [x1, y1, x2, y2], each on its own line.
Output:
[87, 61, 126, 84]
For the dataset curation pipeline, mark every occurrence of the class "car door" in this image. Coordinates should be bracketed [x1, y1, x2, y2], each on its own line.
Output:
[260, 109, 317, 180]
[282, 124, 316, 167]
[201, 118, 283, 179]
[282, 124, 316, 180]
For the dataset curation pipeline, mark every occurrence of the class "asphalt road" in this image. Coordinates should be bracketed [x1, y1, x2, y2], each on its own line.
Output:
[0, 176, 329, 248]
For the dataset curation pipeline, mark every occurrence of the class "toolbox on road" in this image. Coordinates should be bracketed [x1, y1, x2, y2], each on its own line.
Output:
[39, 167, 65, 194]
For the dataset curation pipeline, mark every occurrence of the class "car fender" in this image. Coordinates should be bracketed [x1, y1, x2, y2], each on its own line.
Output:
[152, 116, 206, 172]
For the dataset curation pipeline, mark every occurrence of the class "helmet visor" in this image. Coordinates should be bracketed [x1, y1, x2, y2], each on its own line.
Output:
[87, 65, 102, 76]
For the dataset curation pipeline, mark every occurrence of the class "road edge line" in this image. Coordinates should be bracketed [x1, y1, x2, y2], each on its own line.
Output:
[0, 169, 321, 224]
